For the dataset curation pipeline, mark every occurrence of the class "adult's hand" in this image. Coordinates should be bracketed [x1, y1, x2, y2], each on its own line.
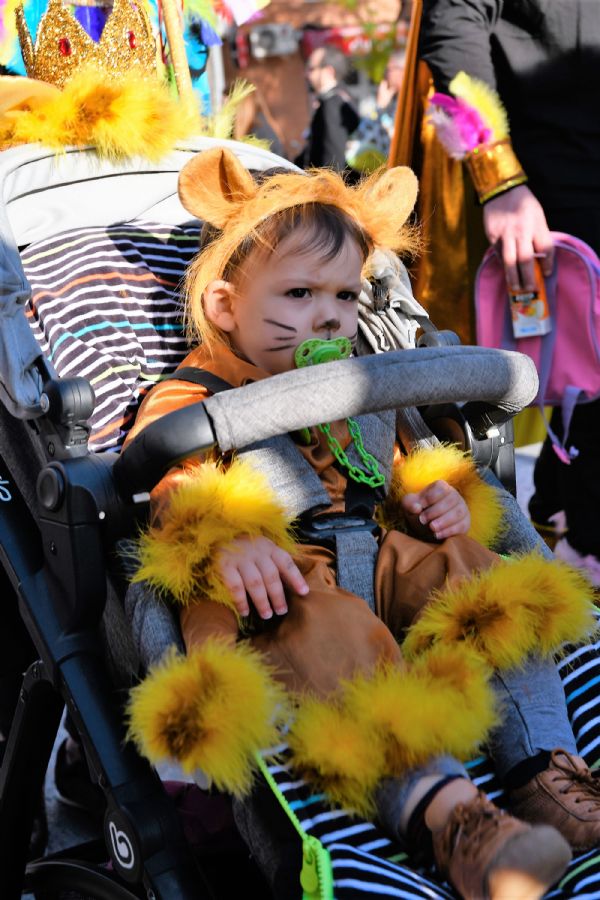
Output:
[483, 184, 554, 291]
[376, 78, 396, 111]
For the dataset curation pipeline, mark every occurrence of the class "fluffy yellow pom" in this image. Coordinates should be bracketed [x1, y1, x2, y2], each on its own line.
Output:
[409, 645, 498, 755]
[403, 552, 597, 669]
[126, 640, 286, 797]
[343, 651, 496, 772]
[9, 66, 200, 160]
[288, 649, 496, 816]
[287, 699, 387, 817]
[450, 71, 510, 141]
[500, 555, 598, 655]
[133, 457, 295, 610]
[380, 444, 505, 548]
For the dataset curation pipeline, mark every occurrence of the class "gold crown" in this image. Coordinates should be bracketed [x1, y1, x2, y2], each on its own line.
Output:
[16, 0, 157, 89]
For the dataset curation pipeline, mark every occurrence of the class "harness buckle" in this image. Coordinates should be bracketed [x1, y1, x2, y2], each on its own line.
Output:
[295, 511, 380, 550]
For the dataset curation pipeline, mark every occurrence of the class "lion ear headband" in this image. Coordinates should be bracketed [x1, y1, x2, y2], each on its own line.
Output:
[177, 147, 419, 290]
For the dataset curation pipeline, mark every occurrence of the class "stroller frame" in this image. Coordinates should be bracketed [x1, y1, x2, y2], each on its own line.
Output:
[0, 137, 542, 899]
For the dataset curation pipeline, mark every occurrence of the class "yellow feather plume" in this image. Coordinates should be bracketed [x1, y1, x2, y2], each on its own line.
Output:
[287, 700, 388, 817]
[201, 78, 256, 142]
[449, 71, 509, 141]
[133, 458, 295, 611]
[343, 652, 496, 772]
[379, 444, 504, 547]
[288, 649, 496, 816]
[126, 640, 286, 796]
[403, 552, 597, 669]
[5, 66, 200, 158]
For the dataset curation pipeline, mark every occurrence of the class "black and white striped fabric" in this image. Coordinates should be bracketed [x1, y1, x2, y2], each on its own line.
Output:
[263, 628, 600, 899]
[21, 221, 198, 451]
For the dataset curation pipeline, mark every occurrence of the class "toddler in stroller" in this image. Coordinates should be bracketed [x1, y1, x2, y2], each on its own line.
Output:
[122, 147, 600, 900]
[0, 130, 593, 900]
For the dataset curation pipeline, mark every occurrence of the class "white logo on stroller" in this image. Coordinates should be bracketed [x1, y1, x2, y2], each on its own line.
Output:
[0, 478, 12, 502]
[108, 820, 135, 870]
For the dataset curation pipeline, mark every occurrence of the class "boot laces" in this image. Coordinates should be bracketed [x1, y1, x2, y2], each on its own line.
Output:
[551, 754, 600, 808]
[446, 796, 506, 862]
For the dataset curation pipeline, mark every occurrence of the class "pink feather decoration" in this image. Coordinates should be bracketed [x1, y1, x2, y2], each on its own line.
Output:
[427, 93, 492, 159]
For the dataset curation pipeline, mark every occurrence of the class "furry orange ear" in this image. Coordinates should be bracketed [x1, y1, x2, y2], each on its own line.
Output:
[178, 147, 258, 228]
[358, 166, 419, 232]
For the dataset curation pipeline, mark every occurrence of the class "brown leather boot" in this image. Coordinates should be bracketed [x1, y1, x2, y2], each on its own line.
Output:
[432, 791, 571, 900]
[509, 748, 600, 851]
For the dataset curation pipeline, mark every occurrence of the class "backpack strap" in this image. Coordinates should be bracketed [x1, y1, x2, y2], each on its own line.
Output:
[160, 366, 234, 394]
[536, 250, 600, 464]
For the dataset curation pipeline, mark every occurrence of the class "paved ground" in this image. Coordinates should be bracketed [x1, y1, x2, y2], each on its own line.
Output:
[23, 447, 542, 893]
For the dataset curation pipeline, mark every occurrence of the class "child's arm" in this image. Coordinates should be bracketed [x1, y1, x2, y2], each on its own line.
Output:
[401, 480, 471, 541]
[216, 535, 308, 620]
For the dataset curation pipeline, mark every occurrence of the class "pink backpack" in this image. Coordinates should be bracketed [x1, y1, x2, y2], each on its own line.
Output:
[475, 232, 600, 463]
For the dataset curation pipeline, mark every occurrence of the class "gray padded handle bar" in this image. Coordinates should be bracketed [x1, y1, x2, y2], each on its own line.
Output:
[114, 346, 537, 497]
[205, 346, 537, 450]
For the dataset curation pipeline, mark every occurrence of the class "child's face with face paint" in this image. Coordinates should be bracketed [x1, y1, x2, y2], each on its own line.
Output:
[204, 226, 364, 376]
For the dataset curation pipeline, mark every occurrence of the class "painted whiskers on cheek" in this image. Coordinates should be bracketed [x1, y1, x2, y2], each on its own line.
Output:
[263, 318, 298, 352]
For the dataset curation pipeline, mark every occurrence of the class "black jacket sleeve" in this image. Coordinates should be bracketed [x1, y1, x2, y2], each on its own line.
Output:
[419, 0, 502, 92]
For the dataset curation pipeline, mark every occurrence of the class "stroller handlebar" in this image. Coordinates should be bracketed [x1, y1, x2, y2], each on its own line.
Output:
[114, 346, 538, 499]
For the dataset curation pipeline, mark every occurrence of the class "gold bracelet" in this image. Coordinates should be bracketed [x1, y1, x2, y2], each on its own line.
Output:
[465, 138, 527, 203]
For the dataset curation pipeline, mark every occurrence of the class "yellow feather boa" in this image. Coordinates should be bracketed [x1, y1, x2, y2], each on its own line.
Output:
[126, 640, 286, 797]
[288, 646, 497, 817]
[403, 552, 597, 669]
[133, 458, 296, 613]
[378, 444, 505, 547]
[1, 67, 200, 159]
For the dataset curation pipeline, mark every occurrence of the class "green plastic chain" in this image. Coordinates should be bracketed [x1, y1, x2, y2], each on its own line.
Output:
[294, 337, 385, 488]
[319, 418, 385, 488]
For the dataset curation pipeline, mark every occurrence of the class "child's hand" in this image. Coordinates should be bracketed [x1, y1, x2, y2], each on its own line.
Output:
[401, 480, 471, 541]
[216, 535, 309, 620]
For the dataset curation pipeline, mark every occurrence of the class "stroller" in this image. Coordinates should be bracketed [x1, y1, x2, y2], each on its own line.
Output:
[1, 136, 600, 900]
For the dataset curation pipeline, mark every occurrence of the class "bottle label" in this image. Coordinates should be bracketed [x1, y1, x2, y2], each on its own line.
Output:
[509, 262, 552, 338]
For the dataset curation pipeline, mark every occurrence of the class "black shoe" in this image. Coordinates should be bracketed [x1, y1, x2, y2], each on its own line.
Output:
[54, 738, 106, 821]
[0, 737, 48, 859]
[28, 791, 48, 860]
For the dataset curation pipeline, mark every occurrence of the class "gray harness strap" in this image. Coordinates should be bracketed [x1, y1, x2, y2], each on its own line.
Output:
[335, 530, 380, 611]
[240, 414, 395, 609]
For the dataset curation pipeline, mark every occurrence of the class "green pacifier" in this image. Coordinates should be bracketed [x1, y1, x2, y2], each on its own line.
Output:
[294, 337, 352, 368]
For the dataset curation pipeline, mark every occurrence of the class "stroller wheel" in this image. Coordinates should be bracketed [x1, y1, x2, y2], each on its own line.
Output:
[24, 858, 142, 900]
